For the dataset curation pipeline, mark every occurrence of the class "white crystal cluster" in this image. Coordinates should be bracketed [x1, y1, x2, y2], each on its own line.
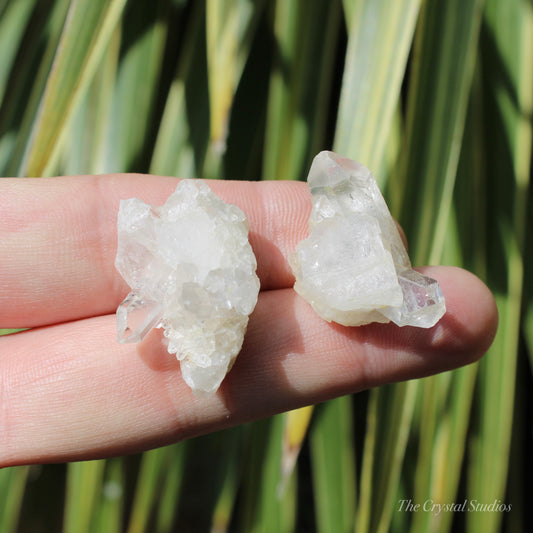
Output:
[290, 151, 446, 328]
[115, 180, 260, 395]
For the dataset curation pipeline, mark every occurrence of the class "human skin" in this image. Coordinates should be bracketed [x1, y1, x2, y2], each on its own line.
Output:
[0, 175, 498, 467]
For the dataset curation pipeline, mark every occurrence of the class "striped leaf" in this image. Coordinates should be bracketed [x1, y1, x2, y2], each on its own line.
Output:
[102, 1, 170, 173]
[310, 397, 356, 533]
[149, 0, 209, 178]
[262, 0, 341, 180]
[0, 0, 70, 175]
[238, 417, 296, 533]
[206, 0, 263, 152]
[126, 444, 186, 533]
[467, 3, 532, 530]
[398, 0, 485, 265]
[63, 460, 106, 533]
[0, 466, 29, 533]
[334, 0, 421, 177]
[279, 406, 314, 492]
[92, 459, 124, 533]
[14, 0, 127, 177]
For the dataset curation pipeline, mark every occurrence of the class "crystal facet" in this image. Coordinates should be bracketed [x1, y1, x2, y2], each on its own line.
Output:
[115, 180, 260, 395]
[290, 151, 446, 327]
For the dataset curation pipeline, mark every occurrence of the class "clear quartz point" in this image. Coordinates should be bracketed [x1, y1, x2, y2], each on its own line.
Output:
[290, 151, 446, 328]
[117, 290, 163, 343]
[381, 270, 446, 328]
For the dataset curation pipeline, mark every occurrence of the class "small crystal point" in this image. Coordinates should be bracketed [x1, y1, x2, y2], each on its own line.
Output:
[115, 180, 260, 394]
[117, 290, 163, 343]
[381, 270, 446, 328]
[291, 151, 446, 328]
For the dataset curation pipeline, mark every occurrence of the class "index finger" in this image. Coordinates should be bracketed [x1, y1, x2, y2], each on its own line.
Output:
[0, 175, 310, 328]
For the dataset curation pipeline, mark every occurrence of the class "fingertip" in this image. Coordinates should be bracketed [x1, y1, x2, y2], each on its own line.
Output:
[421, 266, 498, 365]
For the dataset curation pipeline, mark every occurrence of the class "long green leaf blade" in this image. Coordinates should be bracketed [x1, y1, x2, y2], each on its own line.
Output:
[103, 0, 169, 173]
[367, 381, 417, 533]
[0, 0, 71, 175]
[206, 0, 263, 150]
[17, 0, 127, 177]
[334, 0, 421, 175]
[0, 0, 36, 104]
[0, 466, 29, 533]
[398, 0, 485, 264]
[310, 397, 356, 533]
[63, 460, 106, 533]
[467, 4, 532, 529]
[238, 417, 296, 533]
[262, 0, 341, 180]
[149, 0, 209, 178]
[92, 458, 124, 533]
[126, 444, 186, 533]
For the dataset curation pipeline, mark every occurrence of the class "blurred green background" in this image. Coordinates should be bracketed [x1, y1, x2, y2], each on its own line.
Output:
[0, 0, 532, 531]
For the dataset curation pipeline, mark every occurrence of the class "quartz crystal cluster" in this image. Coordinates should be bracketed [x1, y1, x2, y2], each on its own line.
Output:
[290, 151, 446, 328]
[115, 180, 260, 395]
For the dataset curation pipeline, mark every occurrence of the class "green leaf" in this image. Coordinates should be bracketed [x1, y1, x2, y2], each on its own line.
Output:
[92, 458, 124, 533]
[0, 329, 25, 335]
[310, 397, 355, 533]
[466, 1, 532, 531]
[209, 428, 244, 533]
[279, 406, 314, 492]
[206, 0, 264, 150]
[334, 0, 421, 177]
[127, 449, 168, 533]
[63, 460, 106, 533]
[170, 429, 244, 532]
[406, 72, 487, 533]
[358, 381, 417, 533]
[0, 0, 36, 104]
[0, 0, 71, 175]
[0, 466, 29, 533]
[126, 444, 186, 533]
[15, 0, 127, 177]
[398, 0, 485, 265]
[103, 0, 170, 173]
[262, 0, 341, 180]
[149, 0, 209, 178]
[153, 447, 186, 533]
[238, 417, 296, 533]
[60, 29, 120, 175]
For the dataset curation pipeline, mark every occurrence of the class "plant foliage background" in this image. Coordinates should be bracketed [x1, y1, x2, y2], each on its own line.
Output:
[0, 0, 532, 531]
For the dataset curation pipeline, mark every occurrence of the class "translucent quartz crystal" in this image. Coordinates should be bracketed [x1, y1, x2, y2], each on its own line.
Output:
[115, 180, 260, 395]
[290, 151, 446, 328]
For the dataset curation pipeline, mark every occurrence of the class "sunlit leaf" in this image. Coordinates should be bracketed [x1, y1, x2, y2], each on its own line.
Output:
[16, 0, 127, 177]
[334, 0, 421, 176]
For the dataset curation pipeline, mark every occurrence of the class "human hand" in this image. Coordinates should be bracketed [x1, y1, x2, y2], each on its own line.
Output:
[0, 175, 498, 466]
